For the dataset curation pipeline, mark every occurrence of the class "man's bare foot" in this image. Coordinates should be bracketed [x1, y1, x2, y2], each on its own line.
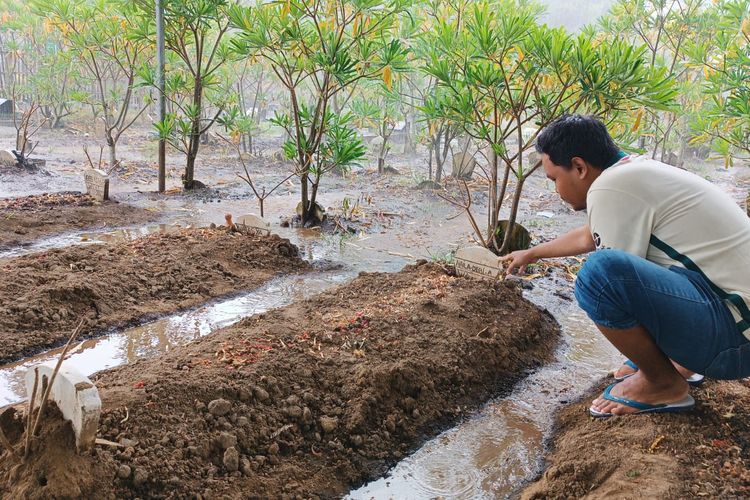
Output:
[614, 359, 696, 380]
[591, 371, 690, 416]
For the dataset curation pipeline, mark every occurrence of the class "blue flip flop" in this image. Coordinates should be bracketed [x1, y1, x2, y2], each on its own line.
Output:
[614, 359, 705, 386]
[589, 383, 696, 418]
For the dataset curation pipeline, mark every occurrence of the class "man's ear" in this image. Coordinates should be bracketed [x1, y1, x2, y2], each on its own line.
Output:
[571, 156, 589, 179]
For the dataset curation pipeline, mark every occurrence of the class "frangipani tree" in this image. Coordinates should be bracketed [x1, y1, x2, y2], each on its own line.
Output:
[136, 0, 233, 189]
[689, 0, 750, 165]
[350, 80, 405, 173]
[593, 0, 708, 164]
[41, 0, 153, 168]
[425, 0, 677, 254]
[0, 0, 78, 155]
[228, 0, 409, 224]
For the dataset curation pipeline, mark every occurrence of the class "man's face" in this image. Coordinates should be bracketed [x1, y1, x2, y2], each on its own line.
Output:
[542, 154, 589, 211]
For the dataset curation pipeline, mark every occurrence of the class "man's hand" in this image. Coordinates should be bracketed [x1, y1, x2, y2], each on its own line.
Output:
[499, 248, 538, 275]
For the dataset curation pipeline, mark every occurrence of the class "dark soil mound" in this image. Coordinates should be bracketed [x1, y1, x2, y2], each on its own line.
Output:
[0, 228, 308, 362]
[3, 262, 561, 499]
[522, 379, 750, 499]
[0, 193, 155, 250]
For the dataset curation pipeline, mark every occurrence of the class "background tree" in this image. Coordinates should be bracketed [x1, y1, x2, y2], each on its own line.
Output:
[137, 0, 233, 189]
[41, 0, 153, 168]
[425, 0, 677, 254]
[229, 0, 409, 224]
[31, 47, 79, 129]
[592, 0, 707, 165]
[411, 0, 467, 183]
[0, 0, 55, 155]
[351, 80, 406, 173]
[688, 0, 750, 165]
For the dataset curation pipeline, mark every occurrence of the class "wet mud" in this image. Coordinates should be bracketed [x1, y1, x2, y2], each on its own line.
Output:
[0, 193, 155, 251]
[0, 263, 559, 499]
[522, 378, 750, 499]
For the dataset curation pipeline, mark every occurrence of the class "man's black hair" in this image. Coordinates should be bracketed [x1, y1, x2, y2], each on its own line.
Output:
[535, 114, 622, 170]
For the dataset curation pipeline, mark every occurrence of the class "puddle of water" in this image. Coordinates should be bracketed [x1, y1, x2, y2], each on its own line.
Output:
[348, 290, 621, 500]
[0, 224, 186, 259]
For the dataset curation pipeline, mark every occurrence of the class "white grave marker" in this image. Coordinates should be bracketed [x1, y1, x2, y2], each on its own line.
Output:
[0, 149, 16, 167]
[83, 168, 109, 201]
[235, 214, 271, 236]
[451, 152, 476, 180]
[455, 246, 503, 281]
[25, 362, 101, 451]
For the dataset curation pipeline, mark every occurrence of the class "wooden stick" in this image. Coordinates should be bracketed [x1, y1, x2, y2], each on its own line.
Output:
[0, 424, 19, 459]
[27, 319, 85, 451]
[23, 368, 39, 458]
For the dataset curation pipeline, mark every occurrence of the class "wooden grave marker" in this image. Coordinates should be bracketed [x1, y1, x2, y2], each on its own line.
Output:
[455, 246, 503, 281]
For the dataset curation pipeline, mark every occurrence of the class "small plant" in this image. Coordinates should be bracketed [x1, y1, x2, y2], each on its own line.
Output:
[229, 0, 409, 225]
[217, 132, 295, 218]
[340, 196, 361, 221]
[428, 249, 456, 265]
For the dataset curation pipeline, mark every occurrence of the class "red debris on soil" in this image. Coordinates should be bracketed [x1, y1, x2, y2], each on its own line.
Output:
[0, 263, 559, 499]
[522, 379, 750, 499]
[0, 192, 155, 250]
[0, 228, 308, 363]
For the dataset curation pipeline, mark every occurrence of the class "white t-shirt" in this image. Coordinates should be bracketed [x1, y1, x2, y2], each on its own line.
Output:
[587, 155, 750, 338]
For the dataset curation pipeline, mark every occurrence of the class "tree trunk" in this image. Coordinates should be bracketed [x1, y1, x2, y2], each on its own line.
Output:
[435, 127, 450, 183]
[677, 137, 687, 168]
[300, 170, 309, 223]
[106, 133, 117, 169]
[428, 142, 434, 181]
[377, 157, 385, 174]
[434, 138, 443, 183]
[488, 146, 498, 241]
[499, 176, 525, 255]
[403, 113, 416, 154]
[184, 78, 203, 189]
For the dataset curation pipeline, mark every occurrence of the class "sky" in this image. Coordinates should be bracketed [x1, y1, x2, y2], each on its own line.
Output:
[539, 0, 617, 32]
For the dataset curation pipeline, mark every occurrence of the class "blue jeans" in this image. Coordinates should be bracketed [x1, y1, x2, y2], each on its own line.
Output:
[574, 249, 750, 380]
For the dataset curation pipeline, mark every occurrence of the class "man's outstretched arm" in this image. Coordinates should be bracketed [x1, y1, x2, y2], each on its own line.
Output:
[500, 224, 595, 275]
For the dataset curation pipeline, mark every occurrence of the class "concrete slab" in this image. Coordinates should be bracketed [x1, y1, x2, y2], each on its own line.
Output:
[25, 361, 101, 451]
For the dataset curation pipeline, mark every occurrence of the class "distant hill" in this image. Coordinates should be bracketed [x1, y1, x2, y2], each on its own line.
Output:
[539, 0, 615, 32]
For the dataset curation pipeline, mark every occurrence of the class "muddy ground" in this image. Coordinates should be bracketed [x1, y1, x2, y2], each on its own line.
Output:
[0, 192, 156, 251]
[522, 378, 750, 499]
[0, 228, 306, 363]
[1, 122, 749, 498]
[1, 263, 559, 499]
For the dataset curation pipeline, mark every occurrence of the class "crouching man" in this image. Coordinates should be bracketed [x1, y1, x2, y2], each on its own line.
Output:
[502, 114, 750, 417]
